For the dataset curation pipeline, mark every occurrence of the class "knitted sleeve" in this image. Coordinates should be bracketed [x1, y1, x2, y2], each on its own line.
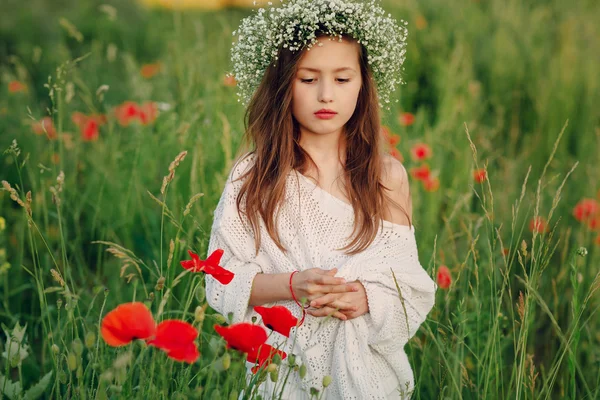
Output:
[354, 227, 437, 354]
[204, 154, 269, 324]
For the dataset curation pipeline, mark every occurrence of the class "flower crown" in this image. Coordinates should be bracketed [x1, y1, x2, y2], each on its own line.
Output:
[230, 0, 409, 110]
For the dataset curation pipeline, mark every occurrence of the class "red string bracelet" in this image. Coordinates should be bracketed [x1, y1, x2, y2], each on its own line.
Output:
[289, 270, 309, 326]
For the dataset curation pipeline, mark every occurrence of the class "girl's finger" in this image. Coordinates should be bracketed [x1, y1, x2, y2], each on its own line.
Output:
[308, 307, 347, 321]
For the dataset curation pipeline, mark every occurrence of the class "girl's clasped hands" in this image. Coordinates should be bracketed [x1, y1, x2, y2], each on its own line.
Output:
[290, 268, 369, 321]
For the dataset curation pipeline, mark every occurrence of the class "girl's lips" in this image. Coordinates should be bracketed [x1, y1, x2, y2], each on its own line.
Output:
[315, 112, 336, 119]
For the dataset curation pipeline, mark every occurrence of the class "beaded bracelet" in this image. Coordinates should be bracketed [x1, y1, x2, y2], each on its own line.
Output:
[289, 270, 309, 326]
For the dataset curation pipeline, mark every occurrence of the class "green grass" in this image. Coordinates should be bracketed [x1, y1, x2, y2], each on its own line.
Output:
[0, 0, 599, 398]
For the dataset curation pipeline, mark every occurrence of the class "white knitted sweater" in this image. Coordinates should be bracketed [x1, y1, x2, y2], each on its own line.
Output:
[206, 154, 437, 400]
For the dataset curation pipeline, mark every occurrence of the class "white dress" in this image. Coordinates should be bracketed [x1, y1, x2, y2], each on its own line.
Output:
[205, 153, 437, 399]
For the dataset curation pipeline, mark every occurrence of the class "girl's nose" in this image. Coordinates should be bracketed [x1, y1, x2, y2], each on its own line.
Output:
[317, 80, 334, 103]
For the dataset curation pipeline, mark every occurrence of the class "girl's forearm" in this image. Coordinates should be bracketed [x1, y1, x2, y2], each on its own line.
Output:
[248, 272, 294, 306]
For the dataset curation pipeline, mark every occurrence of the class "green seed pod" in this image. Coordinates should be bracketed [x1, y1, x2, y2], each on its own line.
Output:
[309, 387, 320, 396]
[272, 353, 282, 365]
[76, 364, 83, 379]
[228, 390, 238, 400]
[270, 369, 279, 383]
[59, 371, 68, 384]
[322, 375, 332, 388]
[266, 363, 278, 373]
[213, 313, 226, 324]
[222, 352, 231, 370]
[288, 354, 296, 367]
[51, 344, 60, 355]
[195, 285, 205, 303]
[194, 306, 205, 324]
[85, 331, 96, 349]
[72, 338, 84, 357]
[299, 364, 307, 379]
[67, 352, 78, 371]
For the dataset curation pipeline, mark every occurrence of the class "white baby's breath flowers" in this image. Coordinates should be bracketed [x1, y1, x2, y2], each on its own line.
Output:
[231, 0, 408, 110]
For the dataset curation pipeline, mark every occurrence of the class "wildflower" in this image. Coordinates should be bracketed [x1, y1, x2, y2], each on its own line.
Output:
[140, 63, 161, 79]
[415, 15, 427, 30]
[389, 147, 404, 162]
[587, 214, 600, 231]
[180, 249, 234, 284]
[214, 323, 268, 355]
[147, 320, 200, 363]
[529, 216, 548, 234]
[423, 176, 440, 192]
[254, 305, 298, 337]
[410, 143, 431, 161]
[223, 73, 237, 87]
[437, 265, 451, 289]
[138, 102, 158, 125]
[398, 112, 415, 127]
[101, 302, 156, 346]
[101, 302, 200, 363]
[473, 168, 487, 184]
[410, 164, 430, 181]
[114, 101, 141, 126]
[573, 198, 599, 222]
[249, 343, 287, 373]
[32, 117, 57, 139]
[8, 81, 27, 93]
[82, 119, 99, 141]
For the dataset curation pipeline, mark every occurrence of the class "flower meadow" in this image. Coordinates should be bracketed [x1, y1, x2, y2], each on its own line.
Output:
[1, 0, 599, 399]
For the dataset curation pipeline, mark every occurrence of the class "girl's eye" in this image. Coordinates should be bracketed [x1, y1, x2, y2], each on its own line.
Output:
[300, 78, 350, 83]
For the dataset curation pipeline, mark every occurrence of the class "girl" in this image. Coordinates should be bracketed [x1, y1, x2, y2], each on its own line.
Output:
[205, 0, 437, 398]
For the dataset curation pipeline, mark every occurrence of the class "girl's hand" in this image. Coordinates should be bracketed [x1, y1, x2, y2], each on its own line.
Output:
[307, 281, 369, 321]
[291, 268, 358, 307]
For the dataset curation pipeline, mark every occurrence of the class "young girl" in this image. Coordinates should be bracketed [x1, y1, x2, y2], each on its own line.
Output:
[205, 0, 437, 398]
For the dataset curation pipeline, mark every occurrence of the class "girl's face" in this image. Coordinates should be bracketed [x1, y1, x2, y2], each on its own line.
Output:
[292, 36, 362, 141]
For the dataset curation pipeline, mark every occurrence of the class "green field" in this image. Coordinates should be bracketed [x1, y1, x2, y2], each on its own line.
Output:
[0, 0, 599, 398]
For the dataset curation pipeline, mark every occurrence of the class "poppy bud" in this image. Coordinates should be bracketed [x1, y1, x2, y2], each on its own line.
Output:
[67, 352, 78, 371]
[228, 390, 238, 400]
[270, 369, 279, 382]
[85, 331, 96, 349]
[51, 344, 60, 355]
[213, 314, 226, 324]
[195, 306, 205, 324]
[59, 371, 68, 384]
[322, 375, 332, 388]
[222, 352, 231, 370]
[195, 285, 205, 303]
[299, 364, 307, 379]
[288, 354, 296, 366]
[272, 353, 282, 365]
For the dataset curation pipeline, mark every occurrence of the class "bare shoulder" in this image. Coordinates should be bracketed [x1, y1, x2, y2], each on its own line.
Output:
[380, 154, 412, 225]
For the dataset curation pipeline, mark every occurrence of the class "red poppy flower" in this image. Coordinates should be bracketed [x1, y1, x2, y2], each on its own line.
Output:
[473, 168, 487, 184]
[101, 302, 156, 346]
[410, 164, 431, 181]
[8, 81, 27, 93]
[423, 176, 440, 192]
[573, 198, 599, 222]
[502, 248, 509, 257]
[223, 74, 237, 87]
[115, 101, 141, 126]
[147, 320, 199, 363]
[214, 323, 268, 355]
[389, 148, 404, 162]
[32, 117, 57, 139]
[82, 119, 99, 141]
[254, 306, 298, 337]
[529, 216, 548, 234]
[138, 102, 158, 125]
[587, 214, 600, 231]
[410, 143, 431, 161]
[141, 63, 161, 79]
[249, 343, 287, 374]
[181, 249, 234, 284]
[437, 265, 451, 289]
[398, 112, 415, 127]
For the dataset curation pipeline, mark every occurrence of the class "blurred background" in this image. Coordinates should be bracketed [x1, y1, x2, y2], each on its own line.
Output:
[0, 0, 599, 399]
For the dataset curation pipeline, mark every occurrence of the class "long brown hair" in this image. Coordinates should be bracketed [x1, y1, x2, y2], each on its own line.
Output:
[233, 33, 410, 256]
